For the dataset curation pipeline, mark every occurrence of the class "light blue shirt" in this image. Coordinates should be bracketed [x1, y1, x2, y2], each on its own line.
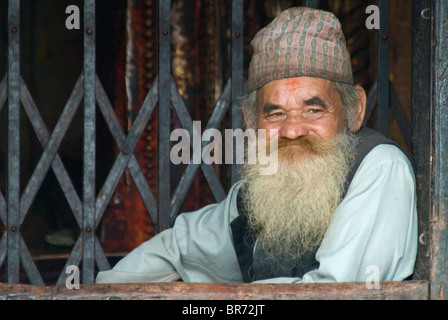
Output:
[95, 144, 418, 284]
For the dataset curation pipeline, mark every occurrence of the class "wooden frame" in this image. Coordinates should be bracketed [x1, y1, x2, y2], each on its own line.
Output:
[1, 0, 447, 300]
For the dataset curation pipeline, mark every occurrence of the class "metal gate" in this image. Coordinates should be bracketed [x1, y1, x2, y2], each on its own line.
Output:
[0, 0, 244, 285]
[0, 0, 444, 297]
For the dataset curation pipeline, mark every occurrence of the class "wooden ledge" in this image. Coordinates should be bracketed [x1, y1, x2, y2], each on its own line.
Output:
[0, 280, 429, 300]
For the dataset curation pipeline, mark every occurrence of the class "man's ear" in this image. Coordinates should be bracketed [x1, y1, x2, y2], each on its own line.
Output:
[351, 85, 367, 132]
[242, 108, 252, 129]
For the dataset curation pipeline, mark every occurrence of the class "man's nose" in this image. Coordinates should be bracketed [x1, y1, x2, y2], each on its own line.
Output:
[278, 117, 310, 140]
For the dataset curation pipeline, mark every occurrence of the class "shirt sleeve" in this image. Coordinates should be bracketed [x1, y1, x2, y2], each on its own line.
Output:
[253, 144, 418, 284]
[95, 181, 244, 284]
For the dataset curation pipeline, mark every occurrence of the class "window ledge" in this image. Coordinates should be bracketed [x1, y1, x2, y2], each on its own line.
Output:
[0, 280, 429, 300]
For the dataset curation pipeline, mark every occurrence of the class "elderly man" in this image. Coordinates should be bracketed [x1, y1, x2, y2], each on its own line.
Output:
[96, 7, 417, 284]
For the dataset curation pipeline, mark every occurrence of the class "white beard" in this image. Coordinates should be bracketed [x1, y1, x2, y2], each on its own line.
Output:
[240, 130, 360, 263]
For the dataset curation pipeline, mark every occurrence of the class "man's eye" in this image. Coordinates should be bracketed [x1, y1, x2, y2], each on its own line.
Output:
[266, 112, 285, 120]
[302, 108, 326, 119]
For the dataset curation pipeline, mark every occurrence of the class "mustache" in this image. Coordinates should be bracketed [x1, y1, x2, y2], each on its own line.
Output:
[274, 136, 336, 155]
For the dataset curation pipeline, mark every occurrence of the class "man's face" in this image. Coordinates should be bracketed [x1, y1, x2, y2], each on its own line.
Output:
[242, 77, 363, 261]
[243, 77, 361, 260]
[256, 77, 346, 142]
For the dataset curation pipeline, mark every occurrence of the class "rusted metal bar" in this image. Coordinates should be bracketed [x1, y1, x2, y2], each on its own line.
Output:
[158, 0, 171, 232]
[20, 75, 84, 228]
[200, 162, 227, 203]
[377, 0, 390, 136]
[95, 76, 158, 224]
[18, 235, 43, 285]
[195, 81, 231, 203]
[83, 0, 97, 284]
[411, 0, 431, 282]
[429, 0, 448, 300]
[0, 75, 6, 112]
[0, 77, 7, 268]
[100, 0, 157, 254]
[169, 79, 231, 223]
[89, 77, 159, 277]
[7, 0, 20, 284]
[94, 79, 159, 229]
[0, 281, 430, 300]
[19, 76, 81, 226]
[0, 184, 6, 233]
[0, 236, 6, 271]
[94, 237, 111, 271]
[230, 0, 244, 185]
[57, 238, 83, 286]
[168, 80, 201, 221]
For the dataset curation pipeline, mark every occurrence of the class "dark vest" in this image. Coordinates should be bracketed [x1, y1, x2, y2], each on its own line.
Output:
[230, 127, 412, 282]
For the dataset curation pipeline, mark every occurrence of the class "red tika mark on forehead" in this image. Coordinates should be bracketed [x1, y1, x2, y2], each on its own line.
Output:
[283, 78, 304, 87]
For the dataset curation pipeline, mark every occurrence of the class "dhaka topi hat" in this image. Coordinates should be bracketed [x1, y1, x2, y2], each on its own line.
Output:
[247, 7, 353, 92]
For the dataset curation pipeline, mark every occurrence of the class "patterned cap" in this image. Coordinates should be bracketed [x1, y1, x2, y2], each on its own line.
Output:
[247, 7, 353, 92]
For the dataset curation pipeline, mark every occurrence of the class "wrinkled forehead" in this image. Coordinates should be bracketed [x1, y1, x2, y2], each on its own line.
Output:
[256, 77, 340, 106]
